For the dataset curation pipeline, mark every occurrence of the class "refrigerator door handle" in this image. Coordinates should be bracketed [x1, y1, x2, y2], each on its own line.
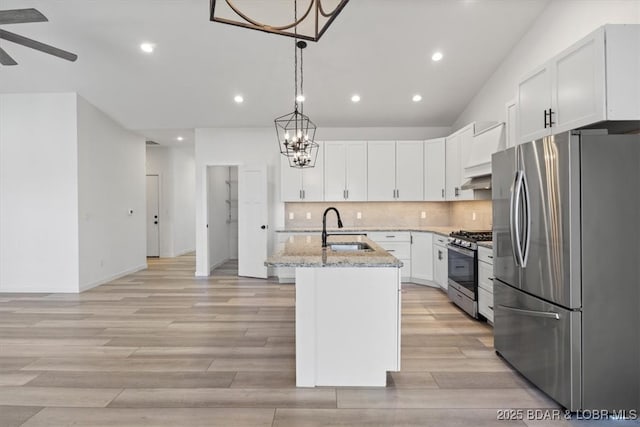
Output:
[498, 304, 560, 320]
[521, 172, 531, 267]
[512, 170, 525, 266]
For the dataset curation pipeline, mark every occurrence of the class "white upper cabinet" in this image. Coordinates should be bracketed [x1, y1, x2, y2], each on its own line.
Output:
[367, 141, 423, 201]
[395, 141, 424, 201]
[324, 141, 367, 201]
[517, 25, 640, 143]
[445, 125, 474, 201]
[424, 138, 446, 201]
[367, 141, 397, 201]
[280, 142, 324, 202]
[518, 64, 553, 143]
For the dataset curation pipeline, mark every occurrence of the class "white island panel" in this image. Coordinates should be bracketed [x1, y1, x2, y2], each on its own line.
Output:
[295, 266, 400, 387]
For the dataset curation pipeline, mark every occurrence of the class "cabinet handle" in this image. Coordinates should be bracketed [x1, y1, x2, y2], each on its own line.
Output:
[386, 235, 396, 238]
[303, 190, 306, 199]
[544, 109, 549, 128]
[454, 187, 459, 197]
[410, 235, 413, 244]
[299, 190, 303, 199]
[346, 189, 349, 199]
[438, 250, 442, 260]
[488, 255, 493, 259]
[343, 189, 346, 199]
[489, 277, 494, 281]
[397, 189, 400, 199]
[441, 188, 445, 198]
[488, 306, 494, 311]
[548, 108, 555, 126]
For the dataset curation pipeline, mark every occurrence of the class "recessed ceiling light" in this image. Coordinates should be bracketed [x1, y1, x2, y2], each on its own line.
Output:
[351, 94, 361, 103]
[296, 95, 305, 103]
[177, 136, 184, 141]
[412, 94, 423, 102]
[432, 52, 443, 62]
[140, 43, 155, 53]
[234, 95, 244, 104]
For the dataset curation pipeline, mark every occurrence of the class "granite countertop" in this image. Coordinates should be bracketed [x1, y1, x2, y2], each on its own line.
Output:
[265, 234, 402, 268]
[275, 226, 457, 237]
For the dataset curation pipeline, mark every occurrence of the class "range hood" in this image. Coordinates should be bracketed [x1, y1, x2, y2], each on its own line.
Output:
[461, 174, 492, 190]
[462, 122, 506, 190]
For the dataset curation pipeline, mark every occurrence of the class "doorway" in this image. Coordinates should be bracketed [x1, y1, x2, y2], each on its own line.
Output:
[207, 166, 239, 275]
[146, 175, 160, 257]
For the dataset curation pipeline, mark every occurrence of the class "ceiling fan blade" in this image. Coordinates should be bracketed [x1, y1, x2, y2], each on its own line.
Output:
[0, 46, 18, 65]
[0, 9, 48, 25]
[0, 29, 77, 62]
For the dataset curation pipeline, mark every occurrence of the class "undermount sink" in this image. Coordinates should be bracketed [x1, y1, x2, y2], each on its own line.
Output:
[328, 242, 373, 252]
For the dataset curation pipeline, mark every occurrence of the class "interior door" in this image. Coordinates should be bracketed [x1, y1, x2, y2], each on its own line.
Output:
[238, 164, 268, 278]
[145, 175, 160, 257]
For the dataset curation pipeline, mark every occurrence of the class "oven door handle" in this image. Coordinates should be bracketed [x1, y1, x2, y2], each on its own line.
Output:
[447, 244, 475, 258]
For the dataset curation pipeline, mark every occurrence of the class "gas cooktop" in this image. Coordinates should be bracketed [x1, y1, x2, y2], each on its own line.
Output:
[449, 230, 493, 243]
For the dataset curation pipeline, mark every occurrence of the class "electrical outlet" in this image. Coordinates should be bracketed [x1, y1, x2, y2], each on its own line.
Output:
[289, 212, 295, 220]
[356, 212, 362, 219]
[306, 212, 311, 220]
[472, 212, 477, 221]
[421, 211, 426, 219]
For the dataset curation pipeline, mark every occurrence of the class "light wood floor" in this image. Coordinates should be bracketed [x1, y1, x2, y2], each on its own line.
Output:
[0, 254, 626, 426]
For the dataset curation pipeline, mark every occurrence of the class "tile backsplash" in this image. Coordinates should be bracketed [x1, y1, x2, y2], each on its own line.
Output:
[285, 200, 492, 230]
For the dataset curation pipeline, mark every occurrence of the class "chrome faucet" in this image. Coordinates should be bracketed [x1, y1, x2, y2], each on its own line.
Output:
[322, 207, 343, 247]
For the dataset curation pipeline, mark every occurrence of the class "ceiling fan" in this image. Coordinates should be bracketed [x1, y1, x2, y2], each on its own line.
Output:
[0, 8, 77, 66]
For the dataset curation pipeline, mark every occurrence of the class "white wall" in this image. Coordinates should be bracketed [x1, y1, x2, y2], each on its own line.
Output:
[453, 0, 640, 129]
[170, 146, 196, 256]
[0, 93, 80, 293]
[194, 126, 451, 276]
[207, 166, 231, 270]
[77, 95, 146, 291]
[145, 145, 195, 257]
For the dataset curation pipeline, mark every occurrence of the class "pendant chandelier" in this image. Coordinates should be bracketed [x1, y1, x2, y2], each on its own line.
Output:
[274, 38, 319, 168]
[210, 0, 350, 42]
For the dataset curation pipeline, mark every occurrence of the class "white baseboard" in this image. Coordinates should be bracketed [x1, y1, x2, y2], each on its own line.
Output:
[209, 258, 229, 273]
[79, 263, 148, 292]
[173, 247, 195, 257]
[408, 278, 440, 288]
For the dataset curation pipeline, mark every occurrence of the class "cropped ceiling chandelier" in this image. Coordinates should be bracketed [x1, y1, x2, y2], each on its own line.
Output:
[211, 0, 349, 168]
[274, 37, 318, 168]
[210, 0, 350, 42]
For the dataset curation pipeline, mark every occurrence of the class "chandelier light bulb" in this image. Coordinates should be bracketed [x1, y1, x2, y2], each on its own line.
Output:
[296, 95, 305, 102]
[412, 94, 423, 102]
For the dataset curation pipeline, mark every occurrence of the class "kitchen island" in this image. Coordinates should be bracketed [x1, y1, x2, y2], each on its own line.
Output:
[265, 234, 402, 387]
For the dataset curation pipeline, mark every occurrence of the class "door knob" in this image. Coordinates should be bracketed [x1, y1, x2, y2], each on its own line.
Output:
[261, 225, 267, 229]
[154, 221, 158, 224]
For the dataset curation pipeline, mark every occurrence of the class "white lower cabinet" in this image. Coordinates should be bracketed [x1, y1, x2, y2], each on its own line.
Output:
[367, 232, 411, 282]
[432, 234, 448, 290]
[477, 246, 494, 323]
[410, 232, 433, 284]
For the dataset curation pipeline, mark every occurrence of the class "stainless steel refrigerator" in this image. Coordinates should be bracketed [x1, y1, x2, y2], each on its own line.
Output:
[492, 130, 640, 412]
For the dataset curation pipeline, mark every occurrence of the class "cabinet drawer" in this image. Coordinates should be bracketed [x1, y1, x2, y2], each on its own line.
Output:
[478, 246, 494, 264]
[433, 234, 448, 246]
[478, 261, 494, 293]
[376, 242, 410, 259]
[367, 232, 411, 243]
[478, 287, 494, 323]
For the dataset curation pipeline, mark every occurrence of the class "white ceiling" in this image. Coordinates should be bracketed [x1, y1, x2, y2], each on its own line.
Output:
[0, 0, 550, 145]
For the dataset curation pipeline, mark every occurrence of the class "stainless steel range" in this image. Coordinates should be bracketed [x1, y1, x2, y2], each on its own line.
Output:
[447, 230, 492, 318]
